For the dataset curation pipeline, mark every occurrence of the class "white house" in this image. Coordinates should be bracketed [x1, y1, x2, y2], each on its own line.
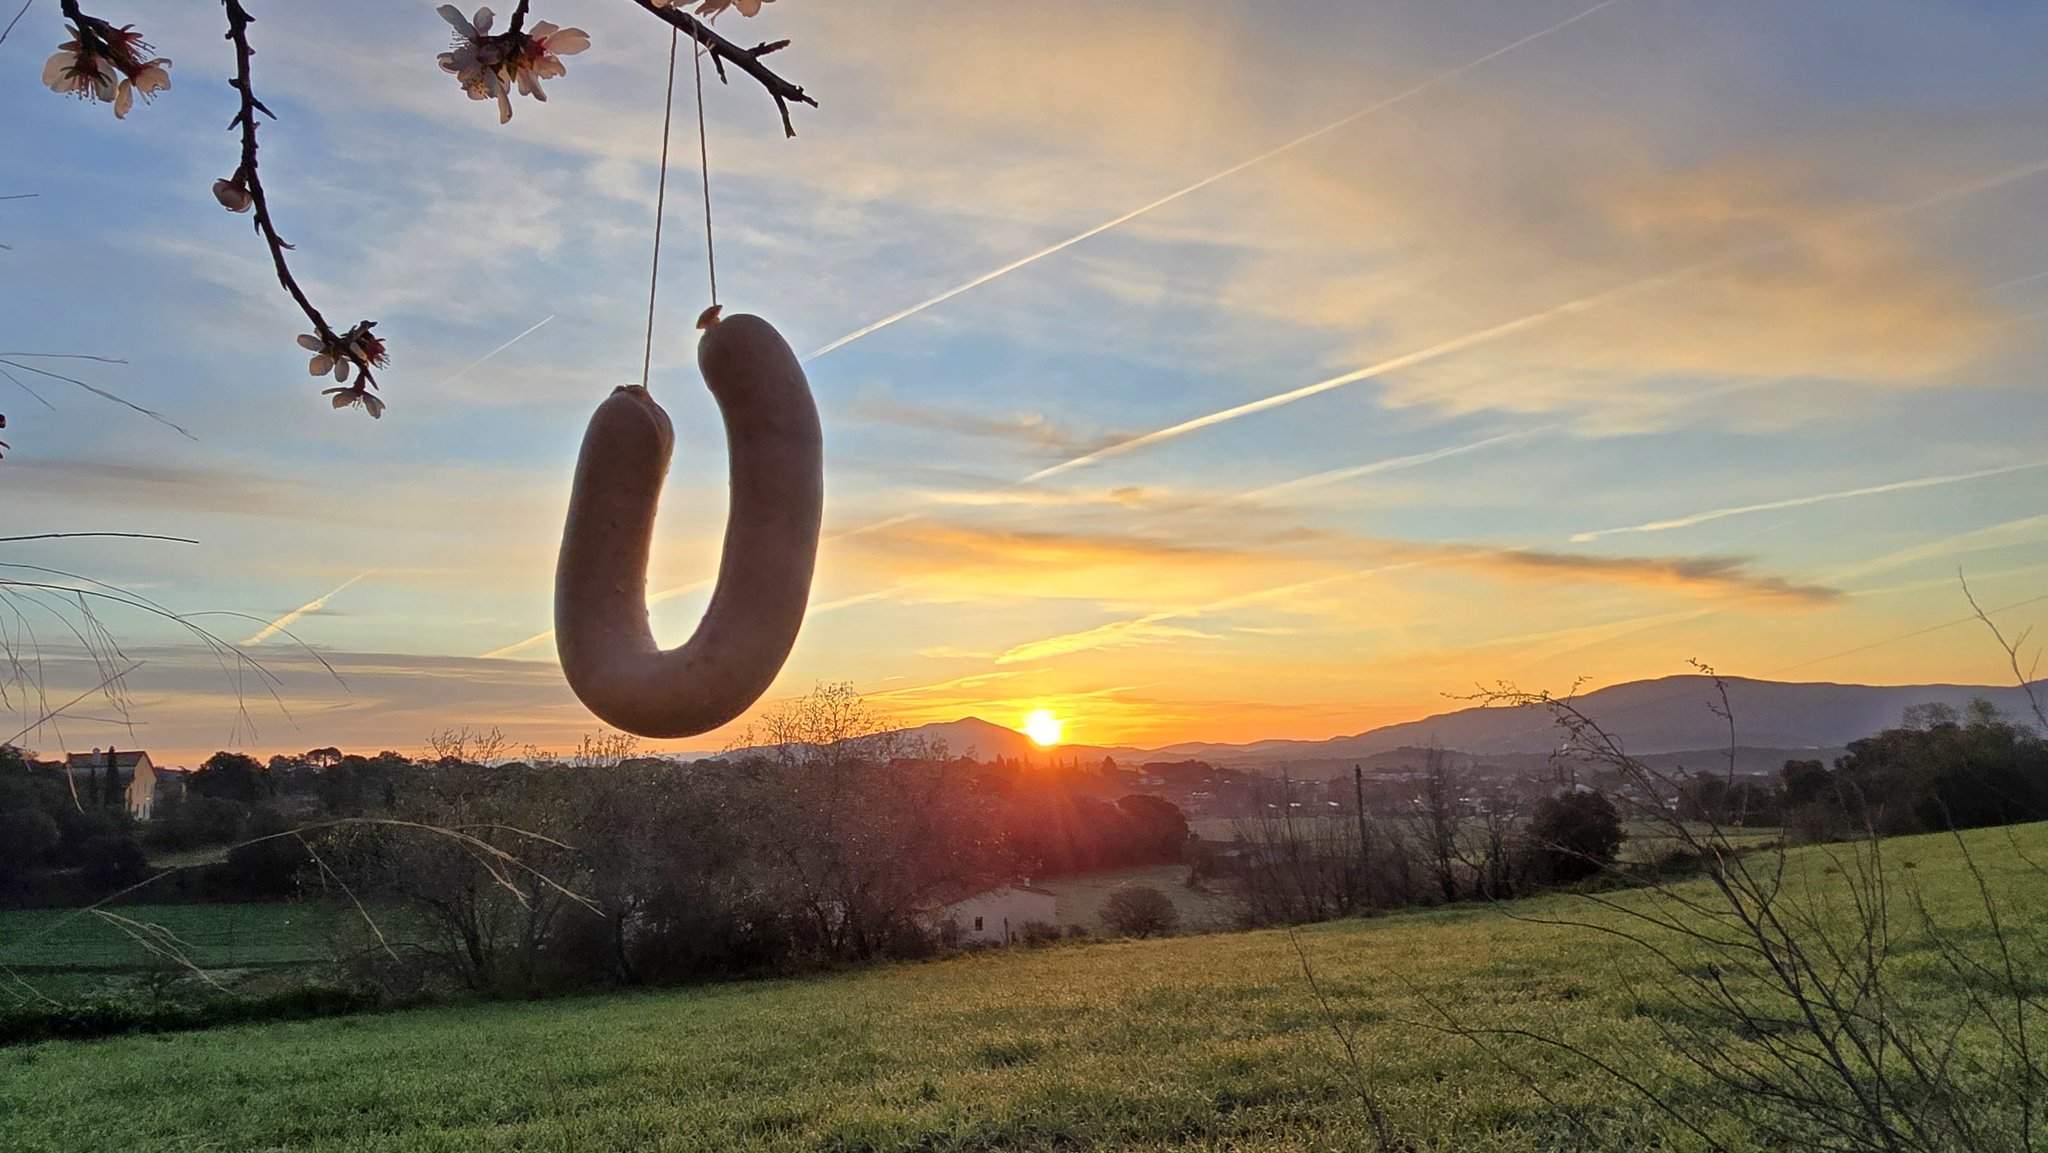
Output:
[63, 749, 164, 820]
[928, 883, 1058, 946]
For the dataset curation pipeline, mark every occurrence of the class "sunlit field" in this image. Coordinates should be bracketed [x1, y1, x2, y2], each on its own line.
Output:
[6, 823, 2040, 1153]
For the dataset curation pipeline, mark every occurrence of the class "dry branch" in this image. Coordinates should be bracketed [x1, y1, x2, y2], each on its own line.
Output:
[628, 0, 816, 137]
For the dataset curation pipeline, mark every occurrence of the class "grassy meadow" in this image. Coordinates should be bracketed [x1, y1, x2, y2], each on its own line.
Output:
[5, 823, 2044, 1152]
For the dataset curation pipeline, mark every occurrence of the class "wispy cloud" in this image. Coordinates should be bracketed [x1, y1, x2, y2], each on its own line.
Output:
[240, 571, 372, 647]
[1571, 461, 2048, 542]
[1443, 546, 1839, 605]
[849, 397, 1130, 459]
[801, 0, 1628, 361]
[1826, 513, 2048, 584]
[995, 569, 1391, 665]
[1029, 156, 2048, 483]
[989, 541, 1835, 666]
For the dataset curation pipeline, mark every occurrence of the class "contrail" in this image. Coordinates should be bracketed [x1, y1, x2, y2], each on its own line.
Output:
[1570, 461, 2048, 543]
[1025, 155, 2048, 484]
[802, 0, 1628, 362]
[1239, 427, 1552, 502]
[441, 315, 556, 385]
[1025, 298, 1611, 482]
[241, 571, 371, 647]
[479, 575, 713, 659]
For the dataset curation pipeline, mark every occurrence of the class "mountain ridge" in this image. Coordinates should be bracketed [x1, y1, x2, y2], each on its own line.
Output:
[784, 675, 2046, 773]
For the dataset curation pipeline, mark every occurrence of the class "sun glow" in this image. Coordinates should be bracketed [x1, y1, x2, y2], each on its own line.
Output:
[1021, 708, 1064, 747]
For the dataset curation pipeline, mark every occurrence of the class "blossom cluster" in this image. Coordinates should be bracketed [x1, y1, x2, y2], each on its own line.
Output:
[43, 20, 169, 118]
[298, 322, 390, 419]
[436, 6, 590, 124]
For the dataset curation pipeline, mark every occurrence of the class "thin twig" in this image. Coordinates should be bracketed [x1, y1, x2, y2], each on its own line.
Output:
[0, 532, 198, 545]
[1960, 570, 2046, 730]
[0, 357, 194, 439]
[2, 659, 141, 746]
[627, 0, 815, 137]
[0, 0, 33, 46]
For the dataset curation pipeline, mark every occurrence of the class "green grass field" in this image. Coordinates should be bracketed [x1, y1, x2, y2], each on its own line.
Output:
[5, 824, 2042, 1152]
[0, 902, 349, 971]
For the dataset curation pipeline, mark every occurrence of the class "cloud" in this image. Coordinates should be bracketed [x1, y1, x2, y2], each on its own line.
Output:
[1438, 546, 1839, 605]
[799, 0, 1625, 360]
[1827, 514, 2048, 585]
[848, 396, 1131, 459]
[988, 542, 1835, 666]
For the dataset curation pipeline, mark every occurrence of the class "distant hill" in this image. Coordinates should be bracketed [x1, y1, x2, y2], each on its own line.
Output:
[878, 716, 1149, 765]
[1177, 676, 2045, 766]
[744, 675, 2042, 776]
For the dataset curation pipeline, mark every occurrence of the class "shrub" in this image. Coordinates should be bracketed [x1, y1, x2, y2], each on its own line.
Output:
[78, 834, 149, 891]
[0, 986, 379, 1046]
[1017, 920, 1061, 947]
[218, 808, 308, 899]
[1526, 789, 1623, 884]
[145, 794, 250, 851]
[1102, 885, 1179, 938]
[1064, 923, 1090, 940]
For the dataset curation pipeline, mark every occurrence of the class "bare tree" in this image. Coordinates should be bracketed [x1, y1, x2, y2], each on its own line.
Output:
[425, 725, 513, 766]
[1411, 745, 1463, 903]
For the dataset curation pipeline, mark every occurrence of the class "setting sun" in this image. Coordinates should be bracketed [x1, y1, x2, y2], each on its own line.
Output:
[1021, 709, 1065, 747]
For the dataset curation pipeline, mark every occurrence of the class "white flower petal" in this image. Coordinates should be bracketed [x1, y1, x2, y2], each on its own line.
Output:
[436, 5, 477, 39]
[545, 28, 589, 55]
[134, 61, 170, 96]
[297, 333, 323, 351]
[309, 354, 334, 377]
[472, 7, 494, 35]
[42, 49, 74, 90]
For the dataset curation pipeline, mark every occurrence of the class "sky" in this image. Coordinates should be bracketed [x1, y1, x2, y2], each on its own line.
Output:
[4, 0, 2048, 766]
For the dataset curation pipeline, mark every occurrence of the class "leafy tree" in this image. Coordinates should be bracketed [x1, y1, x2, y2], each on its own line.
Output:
[0, 807, 60, 885]
[1115, 794, 1190, 862]
[1780, 759, 1833, 807]
[192, 751, 270, 804]
[1830, 699, 2047, 835]
[1102, 885, 1180, 938]
[1527, 789, 1623, 884]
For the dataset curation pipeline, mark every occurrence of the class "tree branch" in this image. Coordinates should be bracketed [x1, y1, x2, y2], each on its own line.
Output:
[221, 0, 383, 403]
[627, 0, 816, 137]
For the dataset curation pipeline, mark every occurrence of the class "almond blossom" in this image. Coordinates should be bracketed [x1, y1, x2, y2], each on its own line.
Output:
[323, 385, 386, 419]
[212, 176, 253, 213]
[296, 322, 389, 386]
[43, 22, 170, 118]
[436, 6, 589, 124]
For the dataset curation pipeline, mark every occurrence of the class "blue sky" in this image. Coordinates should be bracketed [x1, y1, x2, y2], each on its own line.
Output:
[5, 0, 2048, 763]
